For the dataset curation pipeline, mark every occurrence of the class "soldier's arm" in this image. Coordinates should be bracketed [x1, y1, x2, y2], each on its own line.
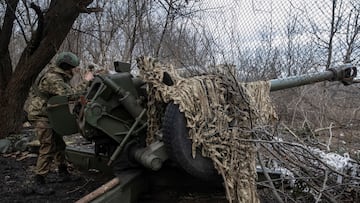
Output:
[39, 73, 74, 96]
[71, 71, 94, 93]
[72, 81, 89, 93]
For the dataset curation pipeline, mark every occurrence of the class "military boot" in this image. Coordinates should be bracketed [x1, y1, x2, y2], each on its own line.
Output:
[32, 174, 55, 195]
[57, 164, 71, 182]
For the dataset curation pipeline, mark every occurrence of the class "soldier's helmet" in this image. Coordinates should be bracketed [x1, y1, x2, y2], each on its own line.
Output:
[55, 52, 80, 69]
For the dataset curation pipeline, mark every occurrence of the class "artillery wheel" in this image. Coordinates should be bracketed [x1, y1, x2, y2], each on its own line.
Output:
[162, 102, 221, 181]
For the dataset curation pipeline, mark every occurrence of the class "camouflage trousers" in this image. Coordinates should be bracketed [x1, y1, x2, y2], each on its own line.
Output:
[34, 120, 66, 176]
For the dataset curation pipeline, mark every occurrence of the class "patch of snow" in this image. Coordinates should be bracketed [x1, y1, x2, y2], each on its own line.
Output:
[310, 148, 353, 171]
[273, 136, 283, 142]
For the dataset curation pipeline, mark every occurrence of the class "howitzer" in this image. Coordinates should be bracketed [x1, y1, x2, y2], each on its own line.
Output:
[48, 63, 357, 181]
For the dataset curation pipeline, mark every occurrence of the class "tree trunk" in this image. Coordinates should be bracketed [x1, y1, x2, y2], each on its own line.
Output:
[0, 0, 19, 95]
[0, 0, 94, 138]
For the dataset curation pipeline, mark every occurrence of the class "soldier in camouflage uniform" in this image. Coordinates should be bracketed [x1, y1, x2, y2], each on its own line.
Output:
[26, 52, 93, 194]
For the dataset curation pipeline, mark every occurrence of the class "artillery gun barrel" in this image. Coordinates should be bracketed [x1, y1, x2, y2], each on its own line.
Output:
[269, 71, 334, 91]
[269, 64, 357, 91]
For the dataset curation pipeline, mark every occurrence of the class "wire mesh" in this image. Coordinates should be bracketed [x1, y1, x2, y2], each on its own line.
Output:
[192, 0, 359, 79]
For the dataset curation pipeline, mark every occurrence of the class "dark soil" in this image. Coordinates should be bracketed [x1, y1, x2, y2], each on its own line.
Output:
[0, 153, 110, 203]
[0, 152, 230, 203]
[0, 152, 279, 203]
[0, 132, 230, 203]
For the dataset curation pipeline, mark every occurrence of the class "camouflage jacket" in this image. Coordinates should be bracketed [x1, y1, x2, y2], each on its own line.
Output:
[26, 65, 87, 121]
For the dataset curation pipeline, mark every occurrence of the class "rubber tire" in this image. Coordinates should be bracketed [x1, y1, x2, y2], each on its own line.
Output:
[162, 102, 221, 181]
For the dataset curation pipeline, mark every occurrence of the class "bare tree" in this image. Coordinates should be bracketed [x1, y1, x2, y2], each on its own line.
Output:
[122, 0, 147, 62]
[57, 0, 204, 69]
[308, 0, 345, 68]
[343, 1, 360, 63]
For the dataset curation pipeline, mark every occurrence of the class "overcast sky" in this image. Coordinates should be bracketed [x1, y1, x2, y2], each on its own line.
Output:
[195, 0, 340, 47]
[191, 0, 357, 64]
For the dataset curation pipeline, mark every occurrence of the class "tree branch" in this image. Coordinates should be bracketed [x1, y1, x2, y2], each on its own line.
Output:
[77, 0, 103, 14]
[257, 150, 284, 203]
[0, 0, 19, 91]
[26, 3, 44, 55]
[0, 0, 19, 55]
[79, 7, 103, 13]
[15, 0, 30, 43]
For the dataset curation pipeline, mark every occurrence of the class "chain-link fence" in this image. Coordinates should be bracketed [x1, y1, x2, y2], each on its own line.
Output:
[3, 0, 359, 75]
[191, 0, 359, 80]
[196, 2, 360, 202]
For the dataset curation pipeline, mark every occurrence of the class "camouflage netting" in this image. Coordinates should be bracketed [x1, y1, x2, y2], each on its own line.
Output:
[137, 56, 277, 203]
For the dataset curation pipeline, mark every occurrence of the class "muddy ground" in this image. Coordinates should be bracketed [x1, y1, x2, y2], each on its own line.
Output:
[0, 153, 109, 203]
[2, 128, 358, 203]
[0, 131, 232, 203]
[1, 151, 282, 203]
[0, 152, 232, 203]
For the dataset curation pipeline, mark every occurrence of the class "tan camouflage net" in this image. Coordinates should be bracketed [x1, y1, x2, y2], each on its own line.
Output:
[137, 56, 277, 203]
